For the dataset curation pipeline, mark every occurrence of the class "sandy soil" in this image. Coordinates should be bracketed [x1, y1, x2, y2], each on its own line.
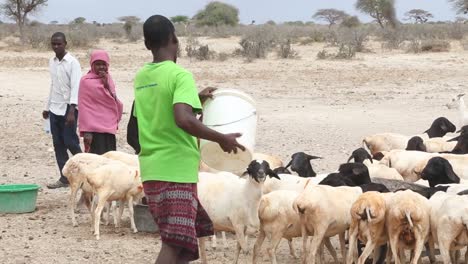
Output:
[0, 37, 466, 264]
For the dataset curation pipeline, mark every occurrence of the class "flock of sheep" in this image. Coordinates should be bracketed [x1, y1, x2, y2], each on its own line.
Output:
[60, 94, 468, 263]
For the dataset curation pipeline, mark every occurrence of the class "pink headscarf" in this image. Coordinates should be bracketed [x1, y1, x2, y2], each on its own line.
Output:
[78, 50, 123, 136]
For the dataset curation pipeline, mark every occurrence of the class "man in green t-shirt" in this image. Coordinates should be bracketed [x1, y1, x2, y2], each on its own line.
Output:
[134, 15, 245, 264]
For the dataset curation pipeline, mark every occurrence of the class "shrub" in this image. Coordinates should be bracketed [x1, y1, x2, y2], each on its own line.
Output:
[185, 36, 214, 60]
[277, 39, 299, 59]
[381, 28, 406, 50]
[420, 39, 450, 52]
[194, 1, 239, 27]
[217, 52, 229, 61]
[235, 26, 278, 61]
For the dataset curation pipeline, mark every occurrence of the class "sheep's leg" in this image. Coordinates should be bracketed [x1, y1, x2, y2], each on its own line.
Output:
[465, 247, 468, 264]
[233, 225, 247, 264]
[359, 240, 377, 264]
[308, 227, 327, 264]
[386, 242, 392, 264]
[267, 231, 283, 264]
[324, 237, 339, 263]
[301, 222, 309, 264]
[116, 201, 125, 228]
[427, 236, 436, 264]
[222, 231, 228, 249]
[90, 195, 97, 232]
[127, 198, 137, 233]
[287, 238, 298, 259]
[69, 183, 80, 227]
[339, 232, 347, 263]
[211, 233, 217, 249]
[93, 195, 108, 240]
[399, 249, 406, 264]
[252, 228, 266, 264]
[318, 242, 325, 264]
[347, 224, 359, 264]
[199, 236, 208, 264]
[389, 234, 401, 264]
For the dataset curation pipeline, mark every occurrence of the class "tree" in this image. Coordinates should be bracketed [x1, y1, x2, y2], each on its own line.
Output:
[313, 9, 349, 28]
[194, 1, 239, 27]
[71, 17, 86, 25]
[49, 20, 58, 25]
[404, 9, 433, 23]
[0, 0, 48, 43]
[448, 0, 468, 14]
[118, 16, 140, 40]
[341, 16, 361, 28]
[171, 15, 189, 24]
[356, 0, 398, 28]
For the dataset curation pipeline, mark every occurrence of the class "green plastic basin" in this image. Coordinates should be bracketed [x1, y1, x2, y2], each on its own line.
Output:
[0, 184, 40, 213]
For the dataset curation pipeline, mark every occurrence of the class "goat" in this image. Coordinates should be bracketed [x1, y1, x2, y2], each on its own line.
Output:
[284, 152, 322, 177]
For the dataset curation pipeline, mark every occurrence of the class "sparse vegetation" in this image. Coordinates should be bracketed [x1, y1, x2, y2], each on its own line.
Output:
[278, 39, 299, 59]
[404, 9, 433, 24]
[1, 0, 48, 43]
[118, 16, 140, 41]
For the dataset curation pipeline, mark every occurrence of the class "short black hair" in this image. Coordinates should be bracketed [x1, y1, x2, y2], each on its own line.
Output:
[143, 15, 175, 49]
[51, 32, 66, 42]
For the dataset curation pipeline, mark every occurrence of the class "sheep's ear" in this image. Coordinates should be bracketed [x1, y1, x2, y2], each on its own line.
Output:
[444, 160, 460, 183]
[284, 160, 292, 169]
[366, 153, 373, 164]
[307, 155, 322, 160]
[267, 169, 281, 180]
[347, 155, 354, 163]
[458, 93, 465, 98]
[448, 135, 460, 142]
[242, 170, 250, 176]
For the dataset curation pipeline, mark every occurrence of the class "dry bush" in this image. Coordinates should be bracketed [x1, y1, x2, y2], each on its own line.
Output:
[277, 39, 299, 59]
[327, 28, 370, 52]
[316, 50, 331, 60]
[406, 39, 450, 53]
[234, 25, 279, 61]
[381, 28, 406, 50]
[461, 40, 468, 51]
[217, 52, 230, 61]
[421, 39, 450, 52]
[185, 36, 214, 60]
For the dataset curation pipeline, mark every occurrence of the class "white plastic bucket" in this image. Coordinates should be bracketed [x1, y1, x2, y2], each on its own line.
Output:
[200, 89, 257, 173]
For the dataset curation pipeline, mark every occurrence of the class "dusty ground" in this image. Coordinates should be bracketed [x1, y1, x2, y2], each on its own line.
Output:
[0, 37, 466, 263]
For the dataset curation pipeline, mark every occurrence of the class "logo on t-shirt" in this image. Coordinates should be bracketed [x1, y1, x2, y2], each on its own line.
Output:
[136, 83, 158, 90]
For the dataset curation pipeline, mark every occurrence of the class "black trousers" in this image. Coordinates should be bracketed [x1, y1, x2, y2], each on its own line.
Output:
[49, 106, 82, 184]
[89, 132, 116, 155]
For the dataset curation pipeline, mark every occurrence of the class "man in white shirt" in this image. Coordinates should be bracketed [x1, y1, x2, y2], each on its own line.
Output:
[42, 32, 82, 189]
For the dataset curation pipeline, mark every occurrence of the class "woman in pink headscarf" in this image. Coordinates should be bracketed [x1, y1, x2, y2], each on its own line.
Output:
[78, 50, 123, 154]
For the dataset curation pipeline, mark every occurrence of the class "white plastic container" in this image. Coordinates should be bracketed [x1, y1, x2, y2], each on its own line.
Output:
[43, 118, 50, 134]
[200, 89, 257, 173]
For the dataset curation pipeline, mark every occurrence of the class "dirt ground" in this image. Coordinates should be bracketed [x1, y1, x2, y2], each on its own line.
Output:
[0, 37, 465, 263]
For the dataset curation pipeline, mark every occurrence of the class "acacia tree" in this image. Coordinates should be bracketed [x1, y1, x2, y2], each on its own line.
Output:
[0, 0, 48, 43]
[171, 15, 189, 24]
[404, 9, 433, 23]
[313, 9, 349, 28]
[194, 1, 239, 26]
[118, 16, 140, 40]
[356, 0, 398, 28]
[448, 0, 468, 14]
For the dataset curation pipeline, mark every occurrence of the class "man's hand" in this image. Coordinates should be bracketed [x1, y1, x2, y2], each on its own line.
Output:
[218, 133, 246, 154]
[199, 87, 217, 104]
[42, 110, 49, 119]
[65, 106, 76, 127]
[83, 133, 93, 151]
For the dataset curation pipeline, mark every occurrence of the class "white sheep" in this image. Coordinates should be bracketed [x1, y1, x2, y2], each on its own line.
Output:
[413, 154, 468, 181]
[253, 153, 284, 169]
[447, 93, 468, 128]
[87, 160, 143, 240]
[252, 190, 338, 264]
[386, 190, 431, 264]
[363, 132, 424, 155]
[293, 184, 363, 264]
[197, 169, 266, 264]
[363, 159, 405, 181]
[262, 173, 328, 194]
[102, 151, 139, 167]
[379, 150, 437, 182]
[62, 153, 111, 227]
[423, 137, 457, 153]
[347, 191, 394, 264]
[429, 191, 468, 264]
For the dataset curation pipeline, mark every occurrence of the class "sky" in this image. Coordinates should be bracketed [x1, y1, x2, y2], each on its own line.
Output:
[5, 0, 461, 24]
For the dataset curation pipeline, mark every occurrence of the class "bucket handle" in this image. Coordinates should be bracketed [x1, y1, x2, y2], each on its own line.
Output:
[206, 110, 257, 127]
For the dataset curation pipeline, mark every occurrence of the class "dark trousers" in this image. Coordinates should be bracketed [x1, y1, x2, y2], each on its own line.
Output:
[89, 132, 116, 155]
[49, 106, 82, 184]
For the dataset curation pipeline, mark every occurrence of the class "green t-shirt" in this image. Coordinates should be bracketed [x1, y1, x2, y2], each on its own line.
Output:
[134, 61, 202, 183]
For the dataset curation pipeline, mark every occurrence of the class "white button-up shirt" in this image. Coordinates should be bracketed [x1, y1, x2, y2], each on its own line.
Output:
[46, 53, 82, 116]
